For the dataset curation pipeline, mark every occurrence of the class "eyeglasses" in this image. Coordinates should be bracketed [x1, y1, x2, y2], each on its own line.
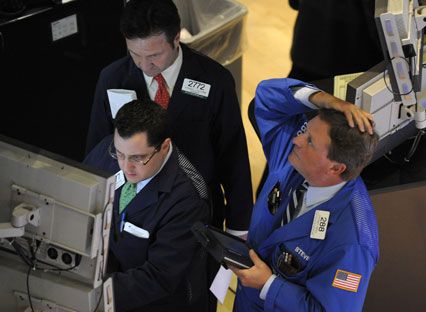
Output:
[108, 142, 161, 166]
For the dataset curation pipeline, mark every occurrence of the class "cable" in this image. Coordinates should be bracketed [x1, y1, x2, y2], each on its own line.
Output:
[2, 200, 109, 312]
[0, 242, 79, 272]
[26, 264, 35, 312]
[404, 129, 426, 162]
[383, 56, 414, 96]
[7, 238, 83, 311]
[1, 241, 35, 311]
[26, 237, 42, 312]
[93, 285, 103, 312]
[9, 239, 33, 267]
[381, 129, 426, 165]
[383, 152, 402, 166]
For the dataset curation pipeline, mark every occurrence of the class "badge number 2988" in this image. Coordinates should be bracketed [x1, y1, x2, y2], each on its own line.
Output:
[182, 78, 211, 98]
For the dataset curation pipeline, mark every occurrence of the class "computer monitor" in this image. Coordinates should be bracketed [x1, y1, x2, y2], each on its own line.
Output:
[346, 0, 426, 161]
[0, 135, 115, 312]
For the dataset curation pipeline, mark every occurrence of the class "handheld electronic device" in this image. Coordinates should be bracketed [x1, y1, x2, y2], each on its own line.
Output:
[191, 222, 253, 269]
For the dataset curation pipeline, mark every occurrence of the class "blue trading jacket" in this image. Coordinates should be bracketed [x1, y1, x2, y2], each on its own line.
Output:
[234, 78, 379, 311]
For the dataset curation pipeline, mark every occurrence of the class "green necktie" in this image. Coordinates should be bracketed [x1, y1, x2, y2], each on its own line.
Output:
[119, 182, 137, 213]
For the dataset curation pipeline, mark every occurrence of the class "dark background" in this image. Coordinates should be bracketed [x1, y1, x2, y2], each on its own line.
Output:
[0, 0, 126, 161]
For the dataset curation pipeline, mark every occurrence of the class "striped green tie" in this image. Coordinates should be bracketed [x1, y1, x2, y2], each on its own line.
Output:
[119, 182, 136, 213]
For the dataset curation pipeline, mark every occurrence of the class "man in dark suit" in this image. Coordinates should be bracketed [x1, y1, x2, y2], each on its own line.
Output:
[85, 0, 253, 236]
[84, 99, 209, 311]
[288, 0, 383, 81]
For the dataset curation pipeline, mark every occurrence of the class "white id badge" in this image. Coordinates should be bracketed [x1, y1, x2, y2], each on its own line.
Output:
[114, 170, 125, 190]
[181, 78, 211, 98]
[123, 222, 150, 239]
[310, 210, 330, 240]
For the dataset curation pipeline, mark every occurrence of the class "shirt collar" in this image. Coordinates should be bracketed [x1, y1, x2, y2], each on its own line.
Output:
[305, 181, 347, 209]
[136, 142, 173, 193]
[143, 44, 183, 93]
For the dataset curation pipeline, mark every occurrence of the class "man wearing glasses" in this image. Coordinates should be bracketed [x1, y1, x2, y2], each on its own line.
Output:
[84, 99, 210, 312]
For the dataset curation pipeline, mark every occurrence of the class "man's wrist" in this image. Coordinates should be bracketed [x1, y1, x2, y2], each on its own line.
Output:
[226, 228, 248, 238]
[259, 274, 277, 300]
[292, 86, 321, 109]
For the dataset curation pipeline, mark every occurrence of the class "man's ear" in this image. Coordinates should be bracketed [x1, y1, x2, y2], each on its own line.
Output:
[330, 162, 346, 177]
[161, 138, 172, 151]
[173, 32, 180, 48]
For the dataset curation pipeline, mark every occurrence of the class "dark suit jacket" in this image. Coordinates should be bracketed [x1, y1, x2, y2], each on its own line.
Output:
[289, 0, 383, 81]
[85, 44, 253, 230]
[84, 136, 209, 312]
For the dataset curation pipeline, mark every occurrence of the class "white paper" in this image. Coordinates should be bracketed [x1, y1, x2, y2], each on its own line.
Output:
[107, 89, 137, 118]
[209, 266, 233, 304]
[123, 222, 150, 239]
[114, 170, 125, 190]
[51, 14, 78, 41]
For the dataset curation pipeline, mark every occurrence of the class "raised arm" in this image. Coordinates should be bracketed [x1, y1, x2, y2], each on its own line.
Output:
[309, 91, 374, 135]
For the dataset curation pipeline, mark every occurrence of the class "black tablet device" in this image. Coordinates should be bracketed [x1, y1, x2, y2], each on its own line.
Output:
[191, 222, 253, 269]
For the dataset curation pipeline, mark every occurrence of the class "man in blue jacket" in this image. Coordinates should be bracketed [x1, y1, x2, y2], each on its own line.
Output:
[84, 99, 209, 311]
[232, 78, 379, 311]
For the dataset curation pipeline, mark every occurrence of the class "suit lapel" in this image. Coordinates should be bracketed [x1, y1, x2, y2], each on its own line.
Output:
[125, 57, 150, 102]
[168, 44, 206, 120]
[249, 168, 303, 245]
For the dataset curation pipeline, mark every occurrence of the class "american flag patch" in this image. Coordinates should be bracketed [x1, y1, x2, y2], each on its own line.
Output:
[332, 269, 361, 292]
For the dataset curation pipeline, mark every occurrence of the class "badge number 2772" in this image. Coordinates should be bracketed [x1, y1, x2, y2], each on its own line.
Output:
[181, 78, 211, 98]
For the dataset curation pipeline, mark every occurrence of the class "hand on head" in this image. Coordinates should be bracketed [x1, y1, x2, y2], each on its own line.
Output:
[335, 99, 374, 135]
[309, 91, 375, 135]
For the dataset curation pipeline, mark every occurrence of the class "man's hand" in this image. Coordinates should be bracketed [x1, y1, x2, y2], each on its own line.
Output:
[230, 249, 272, 289]
[309, 91, 374, 135]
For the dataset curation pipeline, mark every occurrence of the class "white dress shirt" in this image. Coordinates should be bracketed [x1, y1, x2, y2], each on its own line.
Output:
[143, 45, 183, 101]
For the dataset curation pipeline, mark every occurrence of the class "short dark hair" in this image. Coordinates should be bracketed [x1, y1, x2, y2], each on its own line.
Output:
[120, 0, 181, 46]
[318, 108, 379, 180]
[114, 99, 170, 147]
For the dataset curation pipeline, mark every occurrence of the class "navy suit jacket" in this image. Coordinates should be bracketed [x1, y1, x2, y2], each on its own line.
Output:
[85, 44, 252, 230]
[84, 136, 209, 312]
